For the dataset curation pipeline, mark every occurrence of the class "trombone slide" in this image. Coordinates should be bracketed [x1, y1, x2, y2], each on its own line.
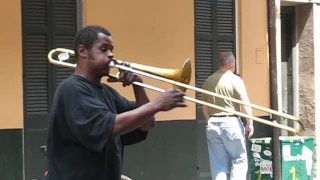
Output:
[110, 63, 300, 134]
[47, 48, 303, 134]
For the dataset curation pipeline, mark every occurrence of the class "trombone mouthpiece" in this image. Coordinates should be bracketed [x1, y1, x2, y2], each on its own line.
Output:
[109, 61, 115, 68]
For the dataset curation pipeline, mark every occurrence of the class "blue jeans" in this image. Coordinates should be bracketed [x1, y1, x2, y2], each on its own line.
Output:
[206, 116, 248, 180]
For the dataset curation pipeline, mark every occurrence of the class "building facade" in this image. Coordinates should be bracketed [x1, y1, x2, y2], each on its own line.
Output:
[0, 0, 319, 179]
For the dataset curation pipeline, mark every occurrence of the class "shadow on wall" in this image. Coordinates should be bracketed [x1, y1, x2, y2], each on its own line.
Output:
[296, 4, 313, 42]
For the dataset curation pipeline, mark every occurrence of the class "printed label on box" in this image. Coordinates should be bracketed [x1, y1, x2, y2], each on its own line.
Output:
[263, 150, 272, 157]
[253, 152, 260, 158]
[260, 160, 273, 174]
[251, 144, 262, 153]
[282, 145, 291, 156]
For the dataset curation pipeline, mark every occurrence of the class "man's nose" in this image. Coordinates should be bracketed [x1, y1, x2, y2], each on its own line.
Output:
[107, 50, 114, 59]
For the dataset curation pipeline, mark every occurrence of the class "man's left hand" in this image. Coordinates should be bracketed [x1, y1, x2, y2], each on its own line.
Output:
[107, 71, 142, 87]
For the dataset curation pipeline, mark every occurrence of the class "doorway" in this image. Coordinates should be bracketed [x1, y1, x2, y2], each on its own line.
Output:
[280, 6, 295, 136]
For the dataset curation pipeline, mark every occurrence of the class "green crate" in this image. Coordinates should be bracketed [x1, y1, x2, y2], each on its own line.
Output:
[249, 136, 314, 180]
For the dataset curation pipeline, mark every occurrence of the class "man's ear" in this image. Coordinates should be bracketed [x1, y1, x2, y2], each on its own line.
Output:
[77, 45, 87, 58]
[230, 60, 236, 67]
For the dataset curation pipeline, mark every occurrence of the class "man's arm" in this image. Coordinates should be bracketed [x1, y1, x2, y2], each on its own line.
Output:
[202, 105, 210, 120]
[121, 129, 148, 146]
[109, 73, 155, 132]
[240, 99, 254, 138]
[234, 77, 254, 138]
[132, 81, 155, 131]
[240, 100, 253, 125]
[112, 101, 159, 136]
[201, 80, 211, 120]
[113, 89, 187, 136]
[118, 83, 153, 145]
[66, 79, 186, 153]
[108, 72, 187, 136]
[119, 84, 154, 145]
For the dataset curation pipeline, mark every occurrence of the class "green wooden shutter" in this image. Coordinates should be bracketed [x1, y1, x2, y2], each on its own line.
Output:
[22, 0, 51, 178]
[52, 0, 77, 87]
[216, 0, 236, 54]
[23, 0, 50, 115]
[195, 0, 236, 118]
[22, 0, 77, 179]
[24, 35, 50, 114]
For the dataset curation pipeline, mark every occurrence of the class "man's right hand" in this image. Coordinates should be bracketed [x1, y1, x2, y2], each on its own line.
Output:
[153, 89, 187, 111]
[245, 122, 254, 138]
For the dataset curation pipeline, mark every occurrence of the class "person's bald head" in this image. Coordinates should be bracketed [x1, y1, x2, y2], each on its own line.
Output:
[217, 51, 236, 72]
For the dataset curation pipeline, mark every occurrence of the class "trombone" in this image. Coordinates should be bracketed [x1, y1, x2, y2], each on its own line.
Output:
[47, 48, 303, 134]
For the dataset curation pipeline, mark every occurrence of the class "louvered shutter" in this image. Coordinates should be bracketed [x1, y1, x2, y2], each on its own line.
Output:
[52, 0, 77, 88]
[22, 0, 77, 179]
[23, 0, 50, 115]
[22, 1, 51, 178]
[195, 0, 236, 118]
[216, 1, 236, 54]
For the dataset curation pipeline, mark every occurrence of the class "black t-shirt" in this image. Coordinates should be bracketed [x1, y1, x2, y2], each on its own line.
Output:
[47, 74, 148, 180]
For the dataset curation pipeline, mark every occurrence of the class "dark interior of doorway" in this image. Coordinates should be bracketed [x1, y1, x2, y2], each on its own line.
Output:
[281, 6, 295, 136]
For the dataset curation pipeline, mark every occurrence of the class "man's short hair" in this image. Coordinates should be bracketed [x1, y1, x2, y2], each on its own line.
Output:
[218, 51, 235, 66]
[73, 25, 111, 59]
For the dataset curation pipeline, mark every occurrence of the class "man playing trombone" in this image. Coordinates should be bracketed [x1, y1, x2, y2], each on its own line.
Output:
[46, 25, 187, 180]
[201, 51, 254, 180]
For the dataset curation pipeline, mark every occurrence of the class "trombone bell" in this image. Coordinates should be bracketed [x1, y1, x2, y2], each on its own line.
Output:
[118, 59, 192, 92]
[176, 59, 192, 92]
